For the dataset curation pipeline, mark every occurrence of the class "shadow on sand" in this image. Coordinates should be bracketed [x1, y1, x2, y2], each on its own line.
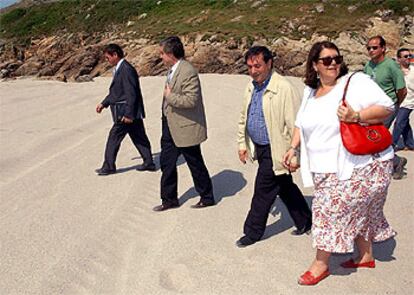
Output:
[261, 195, 313, 240]
[330, 237, 397, 276]
[178, 169, 247, 205]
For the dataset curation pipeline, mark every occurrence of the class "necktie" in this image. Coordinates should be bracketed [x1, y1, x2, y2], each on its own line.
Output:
[166, 69, 173, 84]
[163, 69, 172, 115]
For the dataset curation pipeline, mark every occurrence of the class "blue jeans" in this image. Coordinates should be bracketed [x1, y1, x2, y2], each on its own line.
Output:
[384, 103, 399, 129]
[392, 107, 414, 149]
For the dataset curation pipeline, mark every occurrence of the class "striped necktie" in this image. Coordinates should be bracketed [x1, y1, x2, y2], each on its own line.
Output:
[166, 69, 173, 84]
[163, 69, 172, 115]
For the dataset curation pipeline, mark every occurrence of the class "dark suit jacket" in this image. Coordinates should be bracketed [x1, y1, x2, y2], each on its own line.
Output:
[101, 60, 146, 121]
[164, 60, 207, 147]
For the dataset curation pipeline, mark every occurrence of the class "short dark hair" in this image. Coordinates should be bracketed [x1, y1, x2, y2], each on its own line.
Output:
[368, 35, 386, 47]
[104, 43, 124, 58]
[304, 41, 348, 89]
[244, 46, 273, 66]
[397, 47, 410, 58]
[160, 36, 185, 59]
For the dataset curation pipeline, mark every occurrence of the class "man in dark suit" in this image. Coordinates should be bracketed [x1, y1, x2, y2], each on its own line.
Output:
[153, 36, 215, 211]
[95, 44, 155, 175]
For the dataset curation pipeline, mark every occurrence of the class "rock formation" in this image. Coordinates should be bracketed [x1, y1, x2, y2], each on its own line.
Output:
[0, 15, 412, 82]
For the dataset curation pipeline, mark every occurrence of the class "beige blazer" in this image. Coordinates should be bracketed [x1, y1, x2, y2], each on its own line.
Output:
[238, 72, 303, 175]
[164, 60, 207, 147]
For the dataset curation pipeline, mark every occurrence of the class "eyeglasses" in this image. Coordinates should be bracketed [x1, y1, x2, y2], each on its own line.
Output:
[366, 46, 380, 51]
[317, 55, 343, 66]
[401, 54, 411, 58]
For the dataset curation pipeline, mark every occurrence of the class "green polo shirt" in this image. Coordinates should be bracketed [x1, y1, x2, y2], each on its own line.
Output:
[364, 57, 406, 103]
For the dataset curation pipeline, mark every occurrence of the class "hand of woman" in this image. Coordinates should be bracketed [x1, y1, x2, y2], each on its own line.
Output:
[282, 148, 299, 172]
[337, 101, 359, 123]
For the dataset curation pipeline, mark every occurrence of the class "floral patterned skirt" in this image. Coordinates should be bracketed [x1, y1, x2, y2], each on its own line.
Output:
[311, 159, 395, 253]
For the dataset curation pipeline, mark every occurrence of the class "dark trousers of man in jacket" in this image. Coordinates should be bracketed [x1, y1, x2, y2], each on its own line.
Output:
[102, 119, 153, 171]
[159, 117, 214, 206]
[243, 144, 312, 241]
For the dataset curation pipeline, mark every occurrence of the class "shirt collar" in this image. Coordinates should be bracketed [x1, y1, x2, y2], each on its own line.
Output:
[115, 58, 125, 73]
[252, 74, 271, 91]
[169, 59, 182, 77]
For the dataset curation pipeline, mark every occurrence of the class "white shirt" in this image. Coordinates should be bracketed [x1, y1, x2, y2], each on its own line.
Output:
[167, 59, 181, 83]
[114, 58, 124, 74]
[400, 66, 414, 109]
[296, 72, 395, 187]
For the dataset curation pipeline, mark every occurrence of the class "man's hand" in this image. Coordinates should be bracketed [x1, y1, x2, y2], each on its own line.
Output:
[238, 149, 248, 164]
[96, 103, 104, 113]
[397, 87, 407, 105]
[121, 116, 133, 124]
[164, 84, 171, 98]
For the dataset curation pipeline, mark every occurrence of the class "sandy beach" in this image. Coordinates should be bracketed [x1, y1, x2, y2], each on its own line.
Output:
[0, 75, 413, 295]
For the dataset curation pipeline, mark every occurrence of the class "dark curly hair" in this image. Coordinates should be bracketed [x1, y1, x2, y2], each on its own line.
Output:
[304, 41, 348, 89]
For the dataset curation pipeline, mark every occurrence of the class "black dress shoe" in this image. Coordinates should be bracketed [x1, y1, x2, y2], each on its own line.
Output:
[95, 168, 116, 176]
[190, 201, 215, 209]
[236, 235, 258, 248]
[136, 163, 156, 172]
[152, 202, 179, 212]
[291, 223, 312, 236]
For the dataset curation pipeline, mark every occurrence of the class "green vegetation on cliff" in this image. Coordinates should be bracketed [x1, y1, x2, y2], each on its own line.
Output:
[1, 0, 413, 42]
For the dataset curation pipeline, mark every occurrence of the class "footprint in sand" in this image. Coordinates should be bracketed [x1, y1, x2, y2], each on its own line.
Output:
[159, 263, 195, 292]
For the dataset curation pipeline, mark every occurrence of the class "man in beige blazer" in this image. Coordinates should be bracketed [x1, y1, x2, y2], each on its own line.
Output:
[236, 46, 311, 247]
[153, 36, 215, 212]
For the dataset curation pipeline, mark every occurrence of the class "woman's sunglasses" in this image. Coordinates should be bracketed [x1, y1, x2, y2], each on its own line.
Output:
[317, 55, 343, 66]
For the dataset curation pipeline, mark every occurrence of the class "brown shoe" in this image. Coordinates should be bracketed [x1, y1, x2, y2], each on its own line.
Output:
[153, 202, 179, 212]
[95, 168, 116, 176]
[136, 163, 156, 172]
[190, 201, 215, 209]
[393, 157, 407, 180]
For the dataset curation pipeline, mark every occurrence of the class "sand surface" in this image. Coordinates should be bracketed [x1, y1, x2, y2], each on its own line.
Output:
[0, 75, 413, 295]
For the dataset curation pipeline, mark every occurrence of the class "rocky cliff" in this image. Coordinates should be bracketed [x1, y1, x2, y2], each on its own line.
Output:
[0, 2, 413, 82]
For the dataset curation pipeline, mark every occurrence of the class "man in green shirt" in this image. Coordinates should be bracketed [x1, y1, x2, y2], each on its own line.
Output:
[364, 35, 407, 126]
[364, 35, 407, 179]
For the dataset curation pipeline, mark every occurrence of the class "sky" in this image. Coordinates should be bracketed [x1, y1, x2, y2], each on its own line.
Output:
[0, 0, 20, 9]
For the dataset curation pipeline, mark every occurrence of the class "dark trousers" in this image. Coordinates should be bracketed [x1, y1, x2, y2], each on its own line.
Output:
[102, 119, 153, 171]
[160, 117, 214, 206]
[384, 103, 400, 129]
[384, 104, 403, 169]
[392, 107, 414, 149]
[243, 144, 312, 241]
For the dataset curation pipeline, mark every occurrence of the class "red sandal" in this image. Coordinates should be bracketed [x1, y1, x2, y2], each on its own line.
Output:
[298, 270, 330, 286]
[340, 259, 375, 268]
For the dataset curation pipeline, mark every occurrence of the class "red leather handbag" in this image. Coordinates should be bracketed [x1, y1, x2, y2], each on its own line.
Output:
[339, 72, 392, 155]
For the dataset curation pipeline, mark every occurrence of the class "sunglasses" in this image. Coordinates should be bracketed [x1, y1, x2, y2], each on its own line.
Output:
[366, 46, 380, 51]
[317, 55, 343, 66]
[401, 54, 411, 58]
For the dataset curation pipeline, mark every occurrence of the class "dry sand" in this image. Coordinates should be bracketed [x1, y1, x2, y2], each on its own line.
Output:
[0, 75, 413, 295]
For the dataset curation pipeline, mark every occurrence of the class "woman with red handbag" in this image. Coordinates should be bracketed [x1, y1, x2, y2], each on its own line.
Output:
[282, 41, 396, 286]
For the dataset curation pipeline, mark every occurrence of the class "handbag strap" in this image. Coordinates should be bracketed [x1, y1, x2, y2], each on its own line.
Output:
[341, 71, 360, 106]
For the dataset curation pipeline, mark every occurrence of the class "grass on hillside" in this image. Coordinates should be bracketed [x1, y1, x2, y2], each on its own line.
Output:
[0, 0, 413, 44]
